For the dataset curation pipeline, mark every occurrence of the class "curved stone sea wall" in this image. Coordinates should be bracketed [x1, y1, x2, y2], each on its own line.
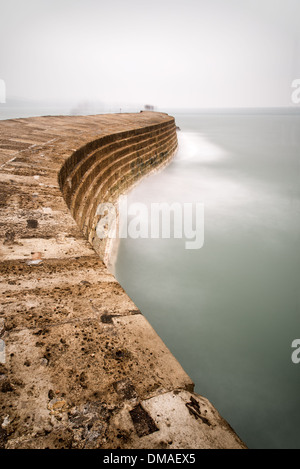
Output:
[59, 117, 177, 260]
[0, 112, 246, 449]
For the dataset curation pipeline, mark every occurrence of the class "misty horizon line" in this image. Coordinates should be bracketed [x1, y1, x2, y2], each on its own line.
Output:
[1, 96, 300, 112]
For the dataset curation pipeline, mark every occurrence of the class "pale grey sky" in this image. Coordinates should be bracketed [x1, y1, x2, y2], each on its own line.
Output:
[0, 0, 300, 108]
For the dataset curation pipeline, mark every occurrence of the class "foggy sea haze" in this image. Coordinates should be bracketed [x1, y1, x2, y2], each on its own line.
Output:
[113, 109, 300, 449]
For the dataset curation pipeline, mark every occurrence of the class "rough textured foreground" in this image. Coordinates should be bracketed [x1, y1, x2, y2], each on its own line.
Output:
[0, 112, 246, 449]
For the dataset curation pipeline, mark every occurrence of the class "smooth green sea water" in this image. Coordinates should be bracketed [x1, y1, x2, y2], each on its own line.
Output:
[114, 110, 300, 449]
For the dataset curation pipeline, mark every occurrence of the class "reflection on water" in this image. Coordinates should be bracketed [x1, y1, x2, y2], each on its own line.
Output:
[114, 111, 300, 449]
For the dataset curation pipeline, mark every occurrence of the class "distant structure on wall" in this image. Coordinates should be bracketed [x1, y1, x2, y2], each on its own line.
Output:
[144, 104, 155, 111]
[0, 79, 6, 104]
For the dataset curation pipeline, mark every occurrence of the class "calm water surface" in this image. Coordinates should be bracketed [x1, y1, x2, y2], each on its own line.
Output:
[114, 111, 300, 449]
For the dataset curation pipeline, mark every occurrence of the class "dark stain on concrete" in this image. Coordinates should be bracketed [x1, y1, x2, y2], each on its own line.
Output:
[130, 404, 159, 438]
